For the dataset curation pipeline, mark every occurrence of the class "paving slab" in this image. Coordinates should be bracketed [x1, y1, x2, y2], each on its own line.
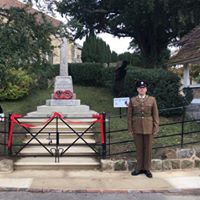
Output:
[0, 169, 200, 192]
[0, 178, 32, 189]
[164, 177, 200, 189]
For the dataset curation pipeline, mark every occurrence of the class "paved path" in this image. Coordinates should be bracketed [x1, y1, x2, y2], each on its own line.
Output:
[0, 169, 200, 193]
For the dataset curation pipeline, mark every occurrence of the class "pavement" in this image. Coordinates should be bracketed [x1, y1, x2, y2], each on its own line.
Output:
[0, 169, 200, 193]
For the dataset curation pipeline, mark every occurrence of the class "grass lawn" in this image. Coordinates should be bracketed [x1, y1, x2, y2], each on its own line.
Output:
[0, 85, 119, 115]
[0, 87, 53, 115]
[75, 86, 200, 159]
[74, 85, 120, 114]
[0, 85, 200, 158]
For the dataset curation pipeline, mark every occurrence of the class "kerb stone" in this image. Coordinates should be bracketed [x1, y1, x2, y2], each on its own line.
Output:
[101, 160, 113, 171]
[181, 159, 194, 169]
[195, 159, 200, 168]
[162, 160, 172, 170]
[0, 159, 13, 173]
[151, 159, 162, 171]
[114, 160, 126, 171]
[170, 159, 181, 169]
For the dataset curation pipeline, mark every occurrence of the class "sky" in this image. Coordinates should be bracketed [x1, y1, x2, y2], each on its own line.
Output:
[76, 33, 133, 54]
[77, 33, 178, 55]
[19, 0, 178, 55]
[19, 0, 132, 54]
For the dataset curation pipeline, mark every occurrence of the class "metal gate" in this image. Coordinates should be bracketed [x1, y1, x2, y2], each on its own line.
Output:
[6, 112, 106, 162]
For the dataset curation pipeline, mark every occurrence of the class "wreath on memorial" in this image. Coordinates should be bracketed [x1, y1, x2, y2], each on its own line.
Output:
[53, 90, 73, 99]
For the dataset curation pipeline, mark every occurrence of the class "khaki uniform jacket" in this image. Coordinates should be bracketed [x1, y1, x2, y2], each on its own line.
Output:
[128, 95, 159, 135]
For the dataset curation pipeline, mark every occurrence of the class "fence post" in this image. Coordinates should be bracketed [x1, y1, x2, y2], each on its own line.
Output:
[102, 112, 107, 159]
[8, 113, 12, 156]
[119, 108, 122, 118]
[3, 115, 7, 155]
[56, 116, 59, 147]
[108, 113, 111, 158]
[56, 116, 60, 163]
[181, 106, 185, 148]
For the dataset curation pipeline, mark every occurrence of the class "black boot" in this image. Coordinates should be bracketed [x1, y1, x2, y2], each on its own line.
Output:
[144, 170, 153, 178]
[131, 169, 143, 176]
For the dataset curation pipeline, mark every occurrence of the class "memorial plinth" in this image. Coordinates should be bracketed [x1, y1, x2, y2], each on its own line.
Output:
[26, 37, 96, 118]
[54, 76, 73, 91]
[26, 75, 96, 117]
[46, 99, 80, 106]
[52, 76, 76, 102]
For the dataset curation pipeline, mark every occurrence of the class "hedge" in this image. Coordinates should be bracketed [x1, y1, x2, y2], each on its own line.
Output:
[68, 63, 114, 87]
[124, 67, 191, 112]
[33, 64, 59, 89]
[50, 63, 191, 113]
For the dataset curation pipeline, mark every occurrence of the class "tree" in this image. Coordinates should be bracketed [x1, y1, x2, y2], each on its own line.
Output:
[52, 0, 200, 67]
[118, 52, 142, 66]
[0, 6, 62, 74]
[111, 51, 118, 63]
[81, 35, 111, 64]
[0, 6, 64, 98]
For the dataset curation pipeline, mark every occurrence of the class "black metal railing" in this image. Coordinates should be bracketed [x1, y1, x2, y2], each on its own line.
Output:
[0, 113, 106, 162]
[0, 116, 9, 156]
[0, 106, 200, 160]
[104, 106, 200, 158]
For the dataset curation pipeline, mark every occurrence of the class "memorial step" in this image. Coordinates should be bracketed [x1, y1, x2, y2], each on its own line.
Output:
[37, 105, 90, 113]
[14, 156, 100, 170]
[46, 99, 81, 106]
[23, 137, 96, 145]
[25, 132, 95, 139]
[18, 118, 97, 126]
[28, 124, 94, 132]
[26, 111, 97, 118]
[19, 145, 97, 156]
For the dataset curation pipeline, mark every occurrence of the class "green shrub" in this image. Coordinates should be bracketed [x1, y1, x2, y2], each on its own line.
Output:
[0, 68, 33, 100]
[70, 63, 115, 87]
[34, 64, 59, 89]
[124, 67, 189, 112]
[69, 63, 112, 87]
[59, 62, 189, 113]
[101, 66, 115, 88]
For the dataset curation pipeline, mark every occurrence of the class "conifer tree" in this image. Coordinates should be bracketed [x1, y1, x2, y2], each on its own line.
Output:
[81, 35, 111, 64]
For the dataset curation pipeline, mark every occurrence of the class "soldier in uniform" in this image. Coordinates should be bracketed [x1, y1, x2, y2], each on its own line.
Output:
[128, 80, 159, 178]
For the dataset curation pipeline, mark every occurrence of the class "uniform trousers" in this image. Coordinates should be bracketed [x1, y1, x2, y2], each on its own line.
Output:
[134, 134, 153, 170]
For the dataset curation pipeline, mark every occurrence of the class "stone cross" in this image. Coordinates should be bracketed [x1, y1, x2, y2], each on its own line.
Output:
[60, 37, 68, 76]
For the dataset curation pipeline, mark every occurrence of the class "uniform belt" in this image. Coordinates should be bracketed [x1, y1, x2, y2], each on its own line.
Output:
[133, 113, 151, 117]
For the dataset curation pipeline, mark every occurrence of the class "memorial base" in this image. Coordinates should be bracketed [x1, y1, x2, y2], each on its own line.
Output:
[25, 75, 97, 117]
[46, 99, 80, 106]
